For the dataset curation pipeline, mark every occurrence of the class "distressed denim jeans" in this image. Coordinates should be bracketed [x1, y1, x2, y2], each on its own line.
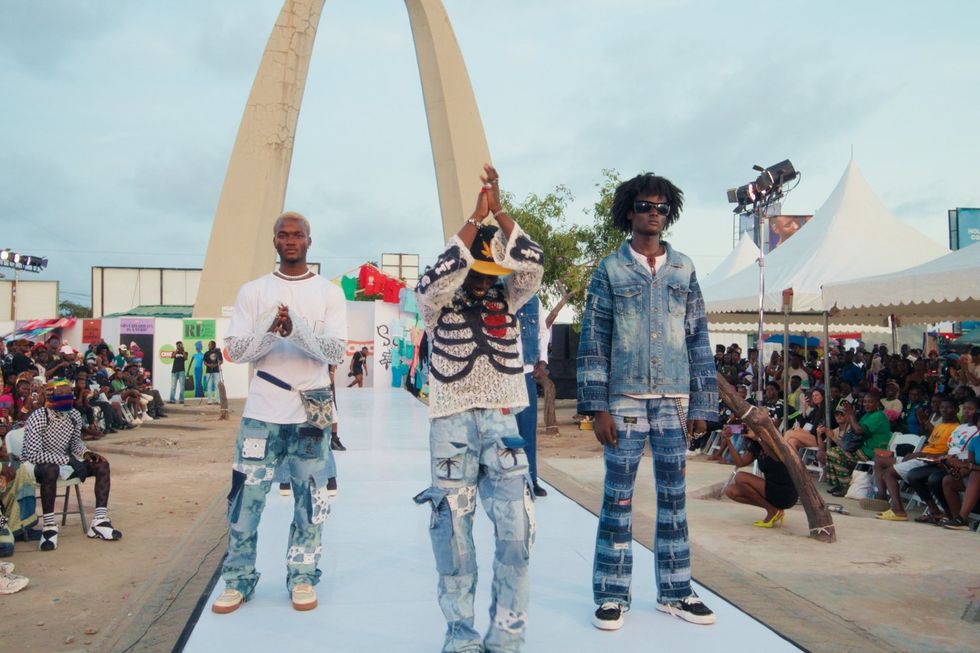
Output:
[221, 417, 336, 597]
[415, 408, 535, 653]
[594, 396, 692, 607]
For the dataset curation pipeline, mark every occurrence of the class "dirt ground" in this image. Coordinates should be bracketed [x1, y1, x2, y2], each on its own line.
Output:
[4, 401, 237, 652]
[5, 396, 977, 653]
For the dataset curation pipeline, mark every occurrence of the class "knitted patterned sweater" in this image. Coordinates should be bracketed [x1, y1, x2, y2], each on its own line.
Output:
[416, 224, 544, 419]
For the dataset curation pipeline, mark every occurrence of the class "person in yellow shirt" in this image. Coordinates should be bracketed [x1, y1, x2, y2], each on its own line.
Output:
[875, 397, 958, 523]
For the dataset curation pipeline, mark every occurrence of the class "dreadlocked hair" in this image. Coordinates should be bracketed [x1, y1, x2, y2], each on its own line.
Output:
[610, 172, 684, 233]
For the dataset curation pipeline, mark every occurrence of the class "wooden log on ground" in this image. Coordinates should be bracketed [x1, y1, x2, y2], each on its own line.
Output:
[716, 372, 836, 543]
[538, 374, 558, 430]
[218, 381, 229, 421]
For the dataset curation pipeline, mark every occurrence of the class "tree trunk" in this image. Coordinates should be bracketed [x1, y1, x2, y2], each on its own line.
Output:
[716, 372, 837, 543]
[538, 374, 558, 430]
[218, 379, 229, 421]
[538, 286, 572, 432]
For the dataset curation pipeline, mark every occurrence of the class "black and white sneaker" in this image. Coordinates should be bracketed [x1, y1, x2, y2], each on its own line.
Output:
[87, 519, 123, 541]
[940, 516, 970, 531]
[591, 602, 625, 630]
[39, 527, 58, 552]
[657, 595, 716, 625]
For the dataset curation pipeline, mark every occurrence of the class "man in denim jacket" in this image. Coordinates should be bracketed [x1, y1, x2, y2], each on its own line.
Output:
[577, 172, 719, 630]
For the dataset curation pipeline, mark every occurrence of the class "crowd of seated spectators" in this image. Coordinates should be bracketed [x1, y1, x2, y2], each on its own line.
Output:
[0, 334, 142, 592]
[701, 341, 980, 532]
[1, 335, 167, 441]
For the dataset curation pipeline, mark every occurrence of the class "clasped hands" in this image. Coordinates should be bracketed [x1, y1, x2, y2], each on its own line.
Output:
[268, 304, 294, 337]
[468, 164, 502, 225]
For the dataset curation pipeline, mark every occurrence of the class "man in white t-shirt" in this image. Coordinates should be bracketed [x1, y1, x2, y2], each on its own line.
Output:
[212, 211, 347, 615]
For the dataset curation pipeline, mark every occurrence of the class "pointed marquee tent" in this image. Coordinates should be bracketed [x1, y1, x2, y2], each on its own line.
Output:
[823, 242, 978, 324]
[701, 231, 760, 291]
[703, 160, 947, 329]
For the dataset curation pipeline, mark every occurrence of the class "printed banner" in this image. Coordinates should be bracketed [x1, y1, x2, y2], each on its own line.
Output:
[120, 318, 154, 335]
[182, 319, 216, 341]
[82, 319, 102, 344]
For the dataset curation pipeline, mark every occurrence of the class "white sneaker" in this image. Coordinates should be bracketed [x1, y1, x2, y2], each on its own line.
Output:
[0, 562, 14, 574]
[39, 526, 58, 551]
[592, 602, 625, 630]
[212, 587, 245, 614]
[87, 519, 123, 541]
[291, 583, 317, 611]
[0, 572, 29, 594]
[142, 413, 154, 421]
[656, 595, 716, 625]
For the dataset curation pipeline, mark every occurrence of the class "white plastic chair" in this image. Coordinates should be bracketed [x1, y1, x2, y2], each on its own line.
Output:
[6, 427, 89, 533]
[800, 447, 824, 481]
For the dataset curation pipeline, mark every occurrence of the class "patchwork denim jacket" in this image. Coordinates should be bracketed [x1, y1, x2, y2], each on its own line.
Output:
[576, 240, 718, 421]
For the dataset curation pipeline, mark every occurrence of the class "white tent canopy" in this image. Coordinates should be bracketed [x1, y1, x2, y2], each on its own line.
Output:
[701, 231, 760, 290]
[823, 242, 980, 324]
[703, 160, 947, 324]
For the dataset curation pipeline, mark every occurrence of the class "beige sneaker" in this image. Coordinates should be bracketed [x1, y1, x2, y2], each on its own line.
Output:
[291, 583, 317, 611]
[212, 587, 245, 614]
[0, 562, 14, 574]
[0, 572, 29, 595]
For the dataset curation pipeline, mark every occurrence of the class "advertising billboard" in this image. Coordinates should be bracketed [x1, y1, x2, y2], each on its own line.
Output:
[948, 208, 980, 250]
[767, 214, 812, 252]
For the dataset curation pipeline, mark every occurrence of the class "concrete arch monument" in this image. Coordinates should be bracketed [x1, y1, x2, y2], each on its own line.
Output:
[193, 0, 491, 317]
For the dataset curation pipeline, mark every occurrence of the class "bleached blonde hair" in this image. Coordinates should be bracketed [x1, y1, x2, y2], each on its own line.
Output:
[273, 211, 311, 236]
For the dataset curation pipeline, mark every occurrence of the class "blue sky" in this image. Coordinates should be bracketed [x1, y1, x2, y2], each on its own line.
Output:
[3, 1, 979, 308]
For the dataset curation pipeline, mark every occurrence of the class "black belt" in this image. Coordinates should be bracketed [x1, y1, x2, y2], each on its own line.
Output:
[256, 370, 293, 391]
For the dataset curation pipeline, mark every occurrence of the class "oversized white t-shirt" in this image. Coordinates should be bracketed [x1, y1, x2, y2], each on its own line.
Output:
[225, 273, 347, 424]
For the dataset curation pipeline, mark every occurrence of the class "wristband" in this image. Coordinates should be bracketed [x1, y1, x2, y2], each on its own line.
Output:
[465, 217, 482, 228]
[492, 209, 507, 220]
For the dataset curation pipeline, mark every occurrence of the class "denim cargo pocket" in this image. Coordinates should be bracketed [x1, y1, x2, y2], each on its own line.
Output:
[240, 423, 269, 460]
[496, 435, 528, 472]
[310, 477, 331, 525]
[292, 426, 324, 460]
[433, 441, 467, 482]
[667, 281, 689, 316]
[612, 284, 641, 316]
[227, 469, 246, 523]
[413, 487, 457, 574]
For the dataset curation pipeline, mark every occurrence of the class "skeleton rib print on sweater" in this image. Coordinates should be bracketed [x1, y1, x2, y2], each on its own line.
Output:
[416, 224, 544, 419]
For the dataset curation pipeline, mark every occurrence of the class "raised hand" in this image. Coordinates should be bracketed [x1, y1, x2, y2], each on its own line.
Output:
[481, 164, 502, 214]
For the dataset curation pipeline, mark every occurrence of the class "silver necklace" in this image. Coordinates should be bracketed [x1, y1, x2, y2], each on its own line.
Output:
[274, 268, 313, 280]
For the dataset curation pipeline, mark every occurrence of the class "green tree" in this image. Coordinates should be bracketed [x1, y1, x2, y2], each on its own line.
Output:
[59, 299, 92, 318]
[500, 170, 624, 428]
[501, 168, 623, 328]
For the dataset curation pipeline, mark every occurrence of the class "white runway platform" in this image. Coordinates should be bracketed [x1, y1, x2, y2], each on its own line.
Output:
[184, 390, 799, 652]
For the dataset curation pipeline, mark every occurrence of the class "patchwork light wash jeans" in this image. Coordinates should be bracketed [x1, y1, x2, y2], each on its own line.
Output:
[221, 417, 336, 597]
[415, 408, 536, 653]
[594, 396, 692, 608]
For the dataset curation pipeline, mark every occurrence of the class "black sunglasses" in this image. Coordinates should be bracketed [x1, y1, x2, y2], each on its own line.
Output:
[632, 200, 670, 216]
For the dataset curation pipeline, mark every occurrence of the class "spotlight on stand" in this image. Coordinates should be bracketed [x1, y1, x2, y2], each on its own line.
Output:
[0, 249, 49, 273]
[727, 159, 799, 213]
[752, 159, 798, 193]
